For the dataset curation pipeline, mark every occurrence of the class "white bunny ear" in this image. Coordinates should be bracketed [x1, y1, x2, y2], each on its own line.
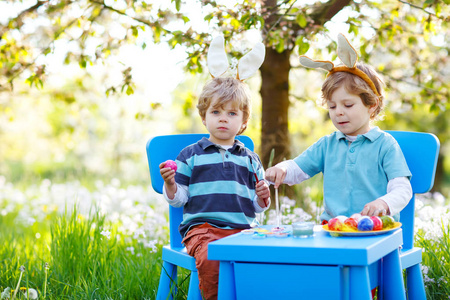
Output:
[337, 33, 357, 68]
[299, 56, 334, 71]
[207, 36, 229, 78]
[236, 42, 265, 80]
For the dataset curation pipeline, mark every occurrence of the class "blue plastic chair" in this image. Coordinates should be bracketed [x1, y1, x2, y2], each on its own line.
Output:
[386, 131, 440, 300]
[146, 134, 255, 300]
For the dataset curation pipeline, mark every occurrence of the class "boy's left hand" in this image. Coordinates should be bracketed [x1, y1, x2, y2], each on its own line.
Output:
[256, 180, 270, 207]
[360, 199, 390, 217]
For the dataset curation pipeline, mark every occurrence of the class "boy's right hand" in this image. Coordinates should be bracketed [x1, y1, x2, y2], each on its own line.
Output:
[159, 161, 176, 186]
[265, 166, 287, 189]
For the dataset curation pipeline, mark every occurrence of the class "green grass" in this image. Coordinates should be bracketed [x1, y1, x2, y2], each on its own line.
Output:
[416, 221, 450, 300]
[1, 180, 449, 299]
[1, 207, 162, 299]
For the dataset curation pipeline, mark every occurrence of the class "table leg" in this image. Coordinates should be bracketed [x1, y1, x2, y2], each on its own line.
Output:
[383, 248, 406, 300]
[217, 261, 236, 300]
[349, 266, 372, 300]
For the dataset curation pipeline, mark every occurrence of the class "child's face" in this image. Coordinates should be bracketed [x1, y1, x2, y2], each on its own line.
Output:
[327, 86, 377, 136]
[202, 98, 246, 145]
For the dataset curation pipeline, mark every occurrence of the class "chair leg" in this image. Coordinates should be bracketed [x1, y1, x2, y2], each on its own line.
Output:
[405, 264, 426, 300]
[187, 270, 202, 300]
[157, 261, 178, 300]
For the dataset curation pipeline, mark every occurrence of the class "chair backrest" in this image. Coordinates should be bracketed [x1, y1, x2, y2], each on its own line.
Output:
[387, 131, 440, 250]
[146, 134, 255, 248]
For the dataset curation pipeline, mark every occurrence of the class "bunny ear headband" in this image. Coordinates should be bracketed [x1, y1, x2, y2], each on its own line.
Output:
[299, 33, 380, 97]
[207, 35, 265, 81]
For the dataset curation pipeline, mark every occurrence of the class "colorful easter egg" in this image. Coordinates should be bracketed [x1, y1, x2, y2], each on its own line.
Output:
[380, 215, 395, 229]
[164, 160, 177, 172]
[357, 216, 374, 231]
[344, 217, 358, 230]
[328, 218, 344, 231]
[370, 216, 383, 231]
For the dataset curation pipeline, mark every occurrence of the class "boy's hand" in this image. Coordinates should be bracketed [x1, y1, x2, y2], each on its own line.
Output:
[160, 161, 178, 199]
[264, 166, 287, 189]
[360, 199, 390, 217]
[159, 161, 176, 185]
[255, 180, 270, 207]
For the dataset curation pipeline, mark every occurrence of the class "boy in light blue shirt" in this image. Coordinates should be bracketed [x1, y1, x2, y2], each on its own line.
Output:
[266, 34, 412, 223]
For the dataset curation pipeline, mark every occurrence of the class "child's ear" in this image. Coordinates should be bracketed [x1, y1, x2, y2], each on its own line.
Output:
[202, 119, 206, 126]
[369, 100, 379, 118]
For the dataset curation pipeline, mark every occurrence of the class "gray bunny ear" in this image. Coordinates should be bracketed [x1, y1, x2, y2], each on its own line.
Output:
[299, 56, 334, 71]
[337, 33, 357, 68]
[207, 35, 229, 78]
[236, 42, 265, 80]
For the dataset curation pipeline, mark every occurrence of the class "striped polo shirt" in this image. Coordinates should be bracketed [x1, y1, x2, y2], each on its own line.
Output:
[175, 137, 264, 237]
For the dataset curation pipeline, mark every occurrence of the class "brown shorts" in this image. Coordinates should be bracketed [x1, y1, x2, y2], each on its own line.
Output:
[182, 223, 242, 300]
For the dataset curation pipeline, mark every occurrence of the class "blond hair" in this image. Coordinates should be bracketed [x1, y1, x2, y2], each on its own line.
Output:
[197, 77, 252, 135]
[321, 63, 385, 119]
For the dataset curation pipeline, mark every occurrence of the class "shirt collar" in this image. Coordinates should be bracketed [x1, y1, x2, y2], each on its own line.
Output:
[336, 126, 382, 142]
[198, 137, 245, 152]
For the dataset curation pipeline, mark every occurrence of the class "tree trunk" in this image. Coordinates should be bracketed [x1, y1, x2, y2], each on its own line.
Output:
[258, 0, 352, 170]
[431, 153, 444, 193]
[260, 47, 291, 169]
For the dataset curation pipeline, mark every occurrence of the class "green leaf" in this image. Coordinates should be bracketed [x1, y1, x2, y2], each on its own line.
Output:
[407, 36, 417, 45]
[295, 37, 309, 55]
[80, 59, 87, 69]
[257, 16, 265, 28]
[296, 14, 307, 28]
[430, 103, 439, 114]
[172, 0, 181, 11]
[349, 24, 359, 36]
[126, 85, 134, 95]
[230, 18, 240, 29]
[405, 15, 417, 23]
[241, 13, 250, 24]
[153, 26, 161, 43]
[132, 26, 138, 37]
[204, 13, 214, 22]
[276, 38, 284, 53]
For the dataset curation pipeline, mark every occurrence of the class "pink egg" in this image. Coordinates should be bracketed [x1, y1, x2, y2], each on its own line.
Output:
[370, 216, 383, 231]
[165, 160, 177, 172]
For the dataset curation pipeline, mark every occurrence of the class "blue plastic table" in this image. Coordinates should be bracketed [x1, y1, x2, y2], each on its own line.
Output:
[208, 225, 406, 300]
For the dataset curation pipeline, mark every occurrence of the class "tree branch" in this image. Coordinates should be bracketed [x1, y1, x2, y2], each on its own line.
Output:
[398, 0, 449, 21]
[379, 71, 449, 97]
[89, 0, 170, 33]
[0, 1, 48, 39]
[308, 0, 353, 26]
[262, 0, 298, 39]
[3, 2, 95, 88]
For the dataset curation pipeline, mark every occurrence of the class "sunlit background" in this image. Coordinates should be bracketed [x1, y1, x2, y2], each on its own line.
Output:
[1, 1, 449, 298]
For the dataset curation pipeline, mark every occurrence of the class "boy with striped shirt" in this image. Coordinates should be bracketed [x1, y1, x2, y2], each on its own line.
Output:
[160, 77, 270, 300]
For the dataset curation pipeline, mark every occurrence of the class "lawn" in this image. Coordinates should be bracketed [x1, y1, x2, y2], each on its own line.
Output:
[1, 177, 449, 299]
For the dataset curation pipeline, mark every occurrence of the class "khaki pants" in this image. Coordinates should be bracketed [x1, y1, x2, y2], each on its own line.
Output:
[182, 223, 242, 300]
